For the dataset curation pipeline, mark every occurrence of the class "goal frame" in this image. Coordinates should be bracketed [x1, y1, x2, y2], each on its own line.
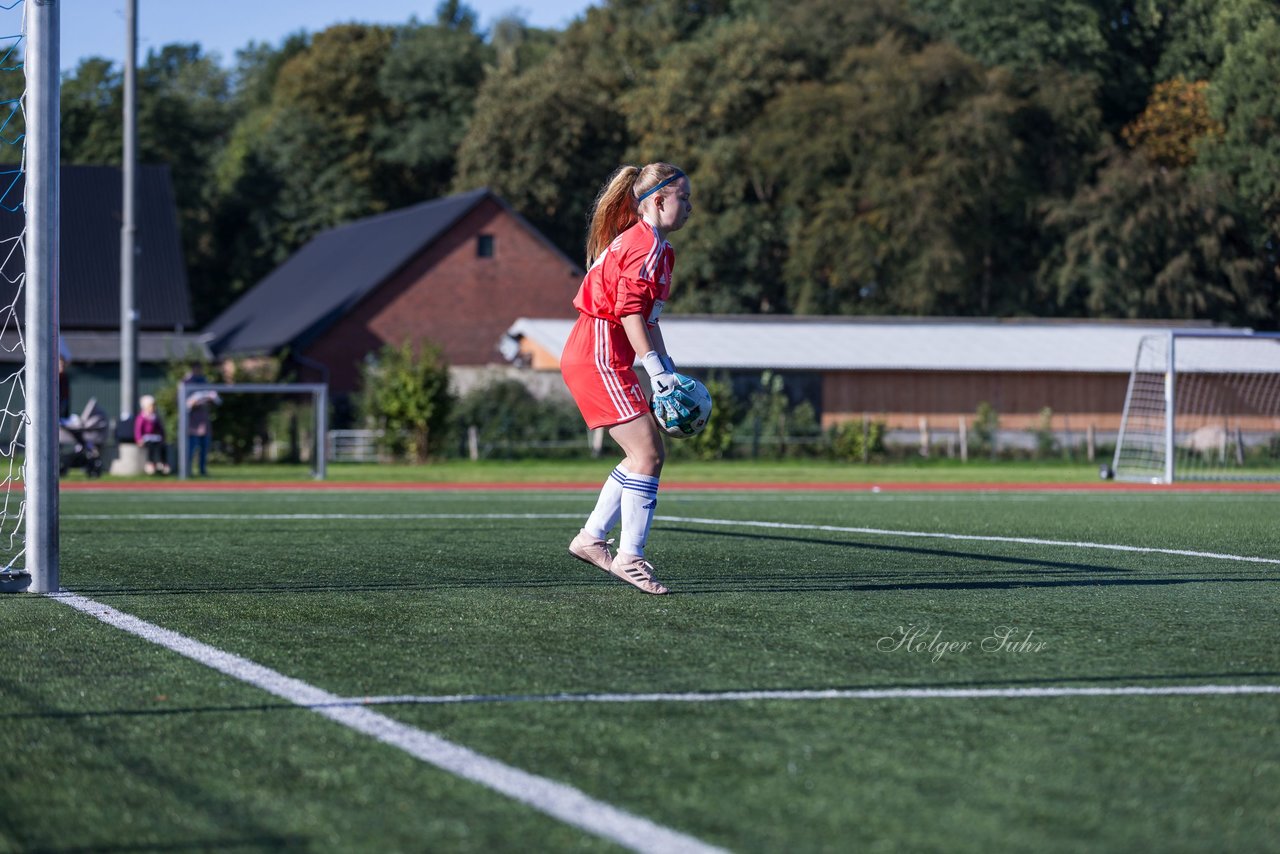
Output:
[177, 382, 329, 480]
[12, 0, 60, 594]
[1112, 330, 1280, 484]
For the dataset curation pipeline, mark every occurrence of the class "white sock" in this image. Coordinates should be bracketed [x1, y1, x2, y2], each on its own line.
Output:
[584, 464, 630, 540]
[619, 472, 659, 557]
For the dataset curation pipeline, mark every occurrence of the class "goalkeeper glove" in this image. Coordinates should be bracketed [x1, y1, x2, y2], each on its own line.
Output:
[641, 351, 676, 396]
[651, 392, 692, 430]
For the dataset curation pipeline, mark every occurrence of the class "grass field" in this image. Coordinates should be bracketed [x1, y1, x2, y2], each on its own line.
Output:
[3, 482, 1279, 852]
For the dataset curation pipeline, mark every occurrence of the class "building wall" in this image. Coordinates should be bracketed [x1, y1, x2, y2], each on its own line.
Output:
[303, 198, 582, 394]
[64, 363, 171, 424]
[821, 370, 1132, 431]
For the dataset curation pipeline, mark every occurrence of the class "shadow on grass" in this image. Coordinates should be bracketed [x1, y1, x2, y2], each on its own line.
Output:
[0, 680, 312, 853]
[28, 838, 308, 853]
[35, 524, 1277, 598]
[658, 526, 1278, 594]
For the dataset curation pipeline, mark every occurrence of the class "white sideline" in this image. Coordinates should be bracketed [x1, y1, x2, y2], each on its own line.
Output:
[52, 592, 725, 854]
[63, 511, 1280, 566]
[348, 684, 1280, 707]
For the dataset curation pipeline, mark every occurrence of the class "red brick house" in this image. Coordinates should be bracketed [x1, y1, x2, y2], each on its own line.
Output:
[204, 189, 582, 394]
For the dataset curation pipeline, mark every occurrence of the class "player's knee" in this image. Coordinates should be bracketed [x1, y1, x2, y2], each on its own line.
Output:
[630, 444, 665, 475]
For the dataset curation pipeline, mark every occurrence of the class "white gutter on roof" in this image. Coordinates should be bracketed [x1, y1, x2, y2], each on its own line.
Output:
[505, 318, 1257, 373]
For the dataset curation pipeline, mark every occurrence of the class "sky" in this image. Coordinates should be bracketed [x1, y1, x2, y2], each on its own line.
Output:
[58, 0, 599, 72]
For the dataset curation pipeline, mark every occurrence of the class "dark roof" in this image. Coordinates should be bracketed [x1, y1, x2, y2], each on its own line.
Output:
[204, 188, 503, 357]
[0, 164, 192, 330]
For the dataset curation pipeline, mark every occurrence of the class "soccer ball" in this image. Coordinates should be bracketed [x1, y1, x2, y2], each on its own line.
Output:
[652, 376, 713, 438]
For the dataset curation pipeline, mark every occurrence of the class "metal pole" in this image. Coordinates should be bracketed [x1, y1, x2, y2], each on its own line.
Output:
[1164, 332, 1176, 484]
[177, 381, 188, 479]
[24, 0, 61, 593]
[120, 0, 139, 441]
[315, 386, 328, 479]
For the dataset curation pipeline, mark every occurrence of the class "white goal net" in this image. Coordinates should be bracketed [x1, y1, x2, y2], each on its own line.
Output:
[1111, 332, 1280, 483]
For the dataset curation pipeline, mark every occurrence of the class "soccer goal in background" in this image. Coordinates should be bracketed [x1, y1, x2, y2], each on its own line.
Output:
[176, 381, 330, 480]
[1110, 331, 1280, 483]
[0, 1, 58, 594]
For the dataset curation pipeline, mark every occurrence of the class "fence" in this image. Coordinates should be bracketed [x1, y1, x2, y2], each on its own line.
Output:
[327, 429, 387, 463]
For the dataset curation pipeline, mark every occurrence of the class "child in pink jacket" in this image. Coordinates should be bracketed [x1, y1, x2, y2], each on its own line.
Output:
[134, 394, 169, 475]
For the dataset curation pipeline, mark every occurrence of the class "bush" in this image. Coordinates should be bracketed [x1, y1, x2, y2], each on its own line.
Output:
[358, 340, 453, 463]
[675, 375, 738, 461]
[215, 358, 285, 463]
[972, 401, 1000, 459]
[830, 418, 886, 462]
[157, 353, 285, 464]
[1033, 406, 1058, 459]
[450, 379, 583, 458]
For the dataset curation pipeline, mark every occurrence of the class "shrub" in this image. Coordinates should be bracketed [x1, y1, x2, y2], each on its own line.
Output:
[972, 401, 1000, 459]
[679, 375, 738, 461]
[830, 418, 886, 462]
[358, 340, 453, 463]
[450, 379, 583, 458]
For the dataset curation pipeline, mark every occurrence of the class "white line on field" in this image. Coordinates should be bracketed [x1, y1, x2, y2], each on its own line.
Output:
[51, 592, 726, 854]
[346, 684, 1280, 707]
[64, 511, 1280, 566]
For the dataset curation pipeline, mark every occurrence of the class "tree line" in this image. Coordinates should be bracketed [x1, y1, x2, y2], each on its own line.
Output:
[16, 0, 1280, 328]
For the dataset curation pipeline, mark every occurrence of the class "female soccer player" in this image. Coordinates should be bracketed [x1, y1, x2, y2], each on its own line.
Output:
[562, 162, 693, 595]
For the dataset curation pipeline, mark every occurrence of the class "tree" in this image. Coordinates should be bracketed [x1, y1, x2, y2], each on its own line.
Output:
[910, 0, 1165, 133]
[909, 0, 1108, 77]
[454, 46, 627, 258]
[757, 35, 1087, 316]
[201, 16, 492, 323]
[375, 11, 493, 199]
[59, 58, 124, 164]
[1157, 0, 1278, 82]
[1199, 15, 1280, 274]
[454, 0, 737, 258]
[358, 341, 453, 463]
[58, 48, 235, 325]
[1039, 149, 1268, 324]
[622, 17, 802, 312]
[264, 24, 403, 239]
[231, 34, 310, 110]
[1121, 78, 1222, 169]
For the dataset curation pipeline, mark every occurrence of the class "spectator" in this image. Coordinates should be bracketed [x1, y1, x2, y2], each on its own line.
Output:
[58, 336, 71, 421]
[183, 366, 221, 476]
[133, 394, 168, 475]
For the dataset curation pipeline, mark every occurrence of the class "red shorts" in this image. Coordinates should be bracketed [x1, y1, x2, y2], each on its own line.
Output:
[561, 314, 649, 429]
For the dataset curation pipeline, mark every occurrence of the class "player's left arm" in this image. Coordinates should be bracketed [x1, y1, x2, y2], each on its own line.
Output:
[649, 323, 674, 372]
[620, 313, 659, 370]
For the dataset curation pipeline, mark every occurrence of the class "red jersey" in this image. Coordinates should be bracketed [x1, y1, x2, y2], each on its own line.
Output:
[561, 220, 675, 429]
[573, 220, 673, 336]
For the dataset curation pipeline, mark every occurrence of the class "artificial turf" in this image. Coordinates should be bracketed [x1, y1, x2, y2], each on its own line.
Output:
[2, 487, 1278, 852]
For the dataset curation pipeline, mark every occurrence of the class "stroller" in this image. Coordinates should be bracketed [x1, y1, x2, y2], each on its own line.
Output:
[59, 397, 109, 478]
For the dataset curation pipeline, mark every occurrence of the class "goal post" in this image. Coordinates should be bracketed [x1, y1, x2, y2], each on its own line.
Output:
[0, 0, 60, 594]
[1111, 330, 1280, 483]
[176, 382, 329, 480]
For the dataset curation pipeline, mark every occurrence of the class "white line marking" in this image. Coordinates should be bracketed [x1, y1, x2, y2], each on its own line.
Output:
[346, 684, 1280, 706]
[64, 511, 1280, 566]
[51, 592, 725, 854]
